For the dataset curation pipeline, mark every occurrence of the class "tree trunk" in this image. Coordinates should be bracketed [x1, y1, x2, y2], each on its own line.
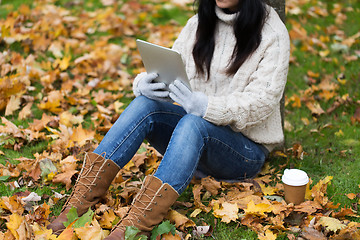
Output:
[265, 0, 286, 22]
[265, 0, 286, 148]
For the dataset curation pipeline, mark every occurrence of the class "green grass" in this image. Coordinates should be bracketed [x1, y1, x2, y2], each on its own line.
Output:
[284, 0, 360, 209]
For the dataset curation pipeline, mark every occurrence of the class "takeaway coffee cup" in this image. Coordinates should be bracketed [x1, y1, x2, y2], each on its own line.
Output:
[282, 169, 309, 205]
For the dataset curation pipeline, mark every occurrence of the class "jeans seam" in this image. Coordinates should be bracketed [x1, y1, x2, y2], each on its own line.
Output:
[108, 110, 184, 159]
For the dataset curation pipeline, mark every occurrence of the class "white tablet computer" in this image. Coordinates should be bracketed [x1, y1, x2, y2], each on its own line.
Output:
[136, 39, 191, 91]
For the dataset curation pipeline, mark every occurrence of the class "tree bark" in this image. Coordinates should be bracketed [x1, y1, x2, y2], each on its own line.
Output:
[265, 0, 286, 22]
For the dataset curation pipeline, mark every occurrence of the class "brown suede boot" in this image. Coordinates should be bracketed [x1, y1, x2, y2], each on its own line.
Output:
[104, 175, 179, 240]
[47, 152, 120, 235]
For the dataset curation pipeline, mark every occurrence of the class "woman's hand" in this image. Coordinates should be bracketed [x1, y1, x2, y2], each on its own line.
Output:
[169, 80, 208, 117]
[133, 72, 170, 101]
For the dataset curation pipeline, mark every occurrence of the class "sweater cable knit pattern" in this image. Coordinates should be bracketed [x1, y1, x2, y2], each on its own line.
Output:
[171, 5, 290, 151]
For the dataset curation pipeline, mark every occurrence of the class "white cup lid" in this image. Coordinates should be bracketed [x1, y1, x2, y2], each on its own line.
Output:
[282, 169, 309, 186]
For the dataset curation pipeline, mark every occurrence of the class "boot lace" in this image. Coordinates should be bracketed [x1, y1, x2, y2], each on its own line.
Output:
[111, 177, 162, 232]
[67, 152, 107, 207]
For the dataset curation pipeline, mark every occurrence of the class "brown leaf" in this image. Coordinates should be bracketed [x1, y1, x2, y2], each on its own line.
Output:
[353, 107, 360, 123]
[52, 170, 78, 191]
[201, 176, 222, 196]
[301, 226, 327, 240]
[166, 210, 196, 230]
[192, 184, 212, 213]
[332, 207, 357, 219]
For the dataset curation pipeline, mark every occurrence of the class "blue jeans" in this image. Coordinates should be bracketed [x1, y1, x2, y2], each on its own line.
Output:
[94, 96, 267, 194]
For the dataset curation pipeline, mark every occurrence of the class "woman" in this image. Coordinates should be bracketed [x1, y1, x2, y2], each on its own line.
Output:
[48, 0, 290, 238]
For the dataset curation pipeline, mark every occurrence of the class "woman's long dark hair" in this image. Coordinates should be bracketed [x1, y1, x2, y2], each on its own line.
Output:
[192, 0, 267, 78]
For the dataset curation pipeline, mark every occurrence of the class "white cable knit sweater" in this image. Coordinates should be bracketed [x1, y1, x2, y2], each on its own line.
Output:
[171, 6, 290, 151]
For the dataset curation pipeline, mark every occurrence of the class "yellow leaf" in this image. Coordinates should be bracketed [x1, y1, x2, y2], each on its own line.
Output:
[6, 213, 24, 239]
[38, 90, 63, 113]
[305, 182, 312, 200]
[319, 50, 330, 58]
[244, 200, 272, 217]
[74, 219, 109, 240]
[99, 209, 116, 229]
[258, 229, 277, 240]
[33, 222, 53, 240]
[213, 202, 239, 223]
[318, 216, 346, 232]
[189, 208, 202, 218]
[335, 130, 344, 137]
[53, 55, 71, 71]
[307, 70, 320, 78]
[259, 184, 278, 196]
[337, 77, 347, 85]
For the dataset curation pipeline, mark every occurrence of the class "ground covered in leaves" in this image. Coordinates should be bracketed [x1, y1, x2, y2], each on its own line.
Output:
[0, 0, 360, 239]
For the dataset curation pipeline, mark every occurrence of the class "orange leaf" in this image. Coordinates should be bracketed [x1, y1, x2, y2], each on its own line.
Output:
[346, 193, 357, 200]
[69, 125, 95, 147]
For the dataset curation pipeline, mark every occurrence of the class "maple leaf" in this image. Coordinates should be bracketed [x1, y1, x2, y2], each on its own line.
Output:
[74, 219, 109, 240]
[346, 193, 357, 200]
[258, 229, 277, 240]
[317, 216, 346, 232]
[259, 183, 279, 196]
[68, 124, 95, 147]
[244, 200, 273, 217]
[311, 176, 333, 206]
[213, 202, 239, 223]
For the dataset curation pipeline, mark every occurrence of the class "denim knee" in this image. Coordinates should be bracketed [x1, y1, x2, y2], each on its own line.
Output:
[130, 96, 158, 112]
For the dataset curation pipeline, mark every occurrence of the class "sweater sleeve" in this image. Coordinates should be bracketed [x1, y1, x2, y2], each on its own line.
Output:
[203, 27, 290, 130]
[171, 15, 198, 58]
